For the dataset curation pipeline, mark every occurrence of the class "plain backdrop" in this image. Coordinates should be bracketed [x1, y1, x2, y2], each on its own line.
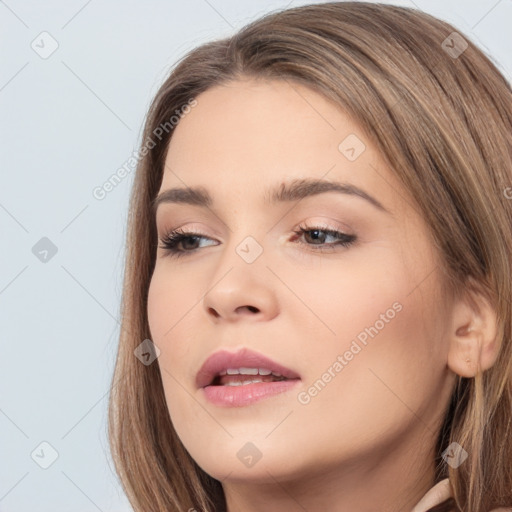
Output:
[0, 0, 510, 510]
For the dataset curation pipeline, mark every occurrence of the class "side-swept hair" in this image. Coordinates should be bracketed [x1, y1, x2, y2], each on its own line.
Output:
[108, 3, 512, 511]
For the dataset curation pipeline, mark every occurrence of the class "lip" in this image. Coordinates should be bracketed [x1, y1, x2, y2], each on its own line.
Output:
[195, 347, 301, 390]
[202, 379, 301, 407]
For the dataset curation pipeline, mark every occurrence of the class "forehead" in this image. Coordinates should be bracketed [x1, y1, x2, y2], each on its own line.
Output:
[165, 79, 353, 173]
[159, 78, 406, 215]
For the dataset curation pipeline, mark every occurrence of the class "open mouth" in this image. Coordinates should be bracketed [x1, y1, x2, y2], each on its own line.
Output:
[195, 348, 301, 391]
[198, 357, 302, 407]
[209, 370, 291, 387]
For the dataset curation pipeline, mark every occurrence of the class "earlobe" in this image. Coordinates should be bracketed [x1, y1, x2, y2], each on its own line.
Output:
[447, 286, 499, 378]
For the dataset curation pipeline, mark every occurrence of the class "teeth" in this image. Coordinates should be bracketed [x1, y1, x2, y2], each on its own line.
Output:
[223, 378, 266, 386]
[224, 367, 282, 377]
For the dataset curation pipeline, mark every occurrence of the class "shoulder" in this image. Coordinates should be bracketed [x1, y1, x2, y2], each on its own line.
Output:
[412, 479, 512, 512]
[412, 478, 452, 512]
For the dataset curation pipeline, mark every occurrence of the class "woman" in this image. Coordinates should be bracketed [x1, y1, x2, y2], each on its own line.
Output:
[107, 2, 512, 511]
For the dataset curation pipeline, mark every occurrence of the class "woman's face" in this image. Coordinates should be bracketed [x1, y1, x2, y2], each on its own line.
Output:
[147, 78, 456, 499]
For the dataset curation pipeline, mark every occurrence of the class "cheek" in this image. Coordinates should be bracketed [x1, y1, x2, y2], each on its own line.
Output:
[270, 249, 413, 351]
[147, 263, 199, 336]
[147, 265, 200, 374]
[147, 266, 200, 420]
[285, 270, 448, 462]
[281, 246, 448, 405]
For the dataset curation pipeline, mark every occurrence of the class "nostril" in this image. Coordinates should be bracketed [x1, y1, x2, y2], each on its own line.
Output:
[208, 307, 220, 318]
[236, 305, 259, 314]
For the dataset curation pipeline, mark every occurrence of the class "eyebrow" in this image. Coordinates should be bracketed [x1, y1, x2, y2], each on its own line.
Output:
[151, 178, 391, 216]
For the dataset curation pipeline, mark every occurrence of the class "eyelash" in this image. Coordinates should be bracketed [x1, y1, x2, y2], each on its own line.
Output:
[158, 223, 356, 258]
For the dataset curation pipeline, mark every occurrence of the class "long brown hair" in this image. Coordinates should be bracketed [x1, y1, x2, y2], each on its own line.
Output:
[107, 3, 512, 511]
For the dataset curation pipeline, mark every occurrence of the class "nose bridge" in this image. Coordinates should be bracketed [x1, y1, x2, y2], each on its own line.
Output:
[211, 229, 267, 283]
[220, 204, 271, 265]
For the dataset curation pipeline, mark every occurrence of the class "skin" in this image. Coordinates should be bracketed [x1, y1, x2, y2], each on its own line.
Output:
[146, 78, 492, 511]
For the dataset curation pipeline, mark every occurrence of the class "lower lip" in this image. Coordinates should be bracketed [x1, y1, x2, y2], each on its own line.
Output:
[201, 379, 301, 407]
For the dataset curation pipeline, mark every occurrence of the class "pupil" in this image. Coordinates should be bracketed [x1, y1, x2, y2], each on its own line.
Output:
[183, 236, 199, 250]
[307, 230, 324, 244]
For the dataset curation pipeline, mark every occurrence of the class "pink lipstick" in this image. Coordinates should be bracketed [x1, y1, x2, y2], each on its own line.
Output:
[196, 347, 301, 407]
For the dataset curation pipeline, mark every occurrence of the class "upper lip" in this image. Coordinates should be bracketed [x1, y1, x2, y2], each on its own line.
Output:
[196, 347, 301, 388]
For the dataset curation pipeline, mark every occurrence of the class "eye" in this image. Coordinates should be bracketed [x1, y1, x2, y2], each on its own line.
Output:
[158, 228, 217, 258]
[158, 223, 357, 258]
[291, 223, 356, 252]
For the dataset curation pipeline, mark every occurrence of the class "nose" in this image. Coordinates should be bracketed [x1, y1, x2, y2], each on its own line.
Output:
[202, 253, 279, 324]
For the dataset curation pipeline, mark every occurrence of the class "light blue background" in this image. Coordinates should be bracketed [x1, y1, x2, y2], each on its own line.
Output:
[0, 0, 510, 510]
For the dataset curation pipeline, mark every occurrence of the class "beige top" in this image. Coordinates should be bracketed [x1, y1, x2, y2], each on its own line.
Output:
[412, 479, 512, 511]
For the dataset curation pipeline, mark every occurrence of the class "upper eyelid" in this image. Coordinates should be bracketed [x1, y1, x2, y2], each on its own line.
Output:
[156, 213, 354, 232]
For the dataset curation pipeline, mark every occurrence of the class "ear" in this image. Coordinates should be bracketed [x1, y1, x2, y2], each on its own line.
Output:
[447, 283, 499, 378]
